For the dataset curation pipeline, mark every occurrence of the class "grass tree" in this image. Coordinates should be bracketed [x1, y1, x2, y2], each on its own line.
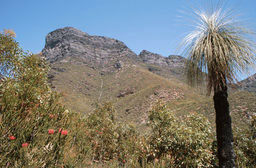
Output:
[182, 7, 256, 168]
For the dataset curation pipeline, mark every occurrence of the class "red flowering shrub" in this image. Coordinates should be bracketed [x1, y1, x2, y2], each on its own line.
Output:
[1, 30, 254, 168]
[65, 103, 141, 167]
[0, 32, 70, 167]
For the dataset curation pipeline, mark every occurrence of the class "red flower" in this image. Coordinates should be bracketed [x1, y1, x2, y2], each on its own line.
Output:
[59, 128, 62, 133]
[48, 129, 55, 134]
[99, 132, 103, 134]
[49, 114, 54, 118]
[123, 160, 126, 163]
[9, 136, 16, 140]
[22, 143, 29, 148]
[61, 130, 68, 135]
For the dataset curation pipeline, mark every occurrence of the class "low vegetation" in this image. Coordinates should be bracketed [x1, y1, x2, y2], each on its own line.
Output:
[1, 31, 256, 167]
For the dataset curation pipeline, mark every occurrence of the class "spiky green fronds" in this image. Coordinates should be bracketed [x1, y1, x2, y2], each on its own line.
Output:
[182, 8, 256, 94]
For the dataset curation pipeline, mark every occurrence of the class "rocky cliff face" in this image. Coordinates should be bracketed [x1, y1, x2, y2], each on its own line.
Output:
[238, 73, 256, 92]
[139, 50, 167, 65]
[42, 27, 138, 70]
[138, 50, 186, 80]
[43, 27, 186, 71]
[138, 50, 185, 68]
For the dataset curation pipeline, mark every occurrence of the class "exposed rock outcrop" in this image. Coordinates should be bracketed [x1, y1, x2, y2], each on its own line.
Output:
[238, 73, 256, 92]
[139, 50, 167, 66]
[42, 27, 138, 70]
[138, 50, 185, 68]
[138, 50, 186, 79]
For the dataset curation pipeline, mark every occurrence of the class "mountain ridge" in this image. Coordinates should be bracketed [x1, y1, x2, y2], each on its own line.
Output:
[42, 27, 186, 70]
[41, 27, 256, 127]
[42, 27, 191, 125]
[237, 73, 256, 92]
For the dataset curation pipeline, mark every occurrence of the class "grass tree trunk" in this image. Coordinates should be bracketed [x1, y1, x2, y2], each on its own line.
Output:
[213, 85, 236, 168]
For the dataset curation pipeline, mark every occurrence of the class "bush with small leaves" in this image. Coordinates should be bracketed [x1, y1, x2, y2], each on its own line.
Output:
[148, 102, 215, 167]
[234, 114, 256, 168]
[1, 31, 255, 167]
[66, 102, 141, 167]
[0, 32, 69, 167]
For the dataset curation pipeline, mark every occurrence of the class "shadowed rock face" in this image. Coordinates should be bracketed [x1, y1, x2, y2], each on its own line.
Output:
[42, 27, 138, 69]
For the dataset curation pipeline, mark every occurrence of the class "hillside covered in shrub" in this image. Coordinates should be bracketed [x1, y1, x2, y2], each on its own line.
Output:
[1, 29, 256, 167]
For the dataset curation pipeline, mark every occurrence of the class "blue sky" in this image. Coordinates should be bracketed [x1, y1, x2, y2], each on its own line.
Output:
[1, 0, 256, 79]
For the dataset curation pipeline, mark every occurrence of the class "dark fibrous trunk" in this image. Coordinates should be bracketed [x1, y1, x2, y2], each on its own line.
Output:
[214, 85, 236, 168]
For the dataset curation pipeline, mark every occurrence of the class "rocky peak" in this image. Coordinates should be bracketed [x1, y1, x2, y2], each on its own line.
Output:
[44, 27, 88, 49]
[42, 27, 137, 67]
[166, 55, 186, 68]
[42, 27, 186, 77]
[168, 55, 184, 61]
[138, 50, 185, 68]
[139, 50, 162, 60]
[139, 50, 167, 65]
[238, 73, 256, 92]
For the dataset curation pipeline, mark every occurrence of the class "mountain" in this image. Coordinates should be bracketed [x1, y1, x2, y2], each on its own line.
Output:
[42, 27, 186, 80]
[42, 27, 138, 71]
[41, 27, 193, 124]
[237, 73, 256, 92]
[42, 27, 255, 127]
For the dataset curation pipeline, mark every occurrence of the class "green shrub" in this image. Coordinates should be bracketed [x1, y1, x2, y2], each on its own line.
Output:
[0, 31, 20, 76]
[1, 31, 255, 168]
[234, 114, 256, 168]
[67, 102, 141, 167]
[148, 102, 215, 167]
[0, 32, 69, 167]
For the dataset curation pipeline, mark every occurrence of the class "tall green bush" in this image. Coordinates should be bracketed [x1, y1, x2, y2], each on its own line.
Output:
[0, 32, 69, 167]
[234, 114, 256, 167]
[66, 103, 141, 167]
[148, 102, 215, 167]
